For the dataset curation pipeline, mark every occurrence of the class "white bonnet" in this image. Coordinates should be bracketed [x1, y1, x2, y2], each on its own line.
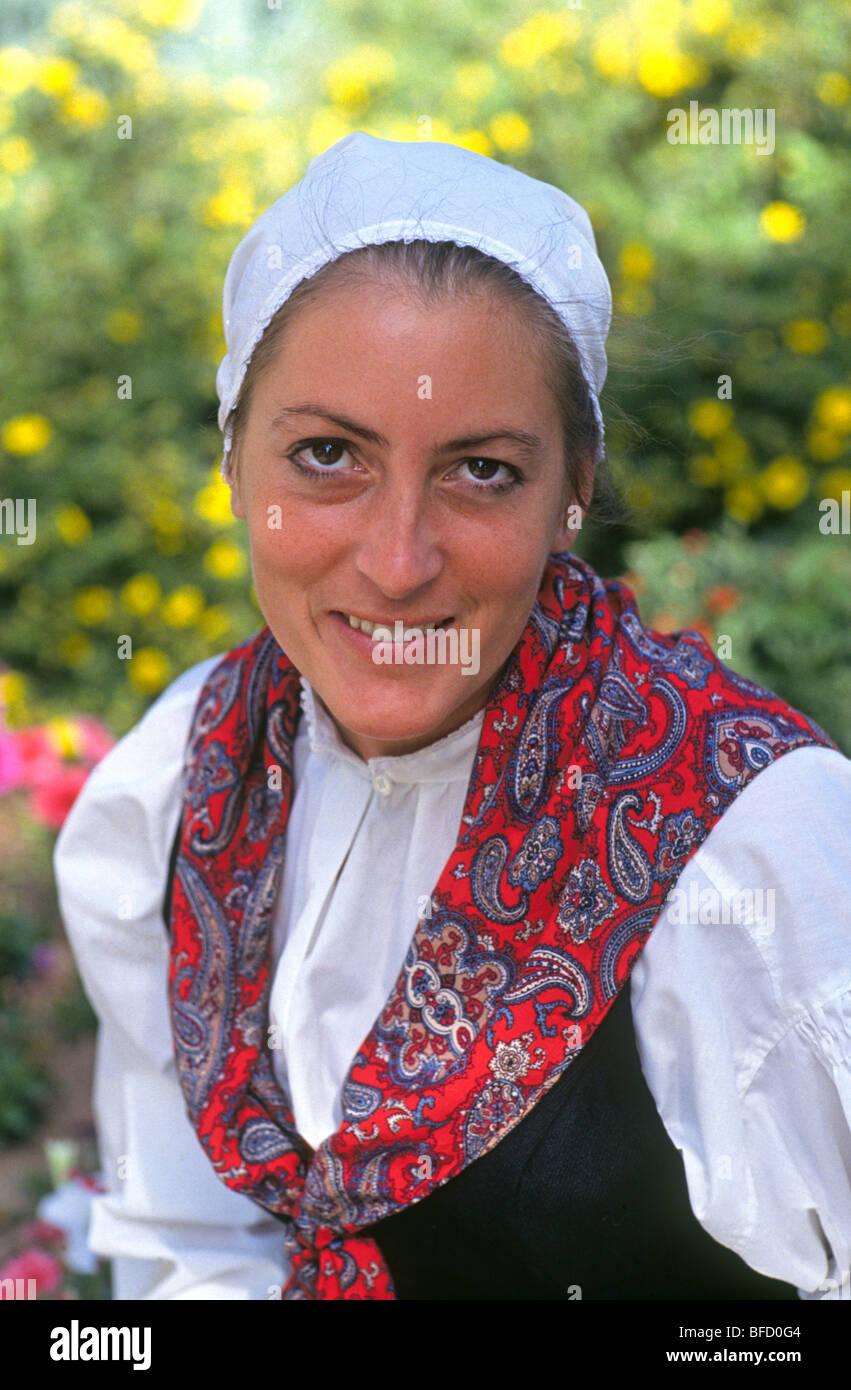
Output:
[216, 131, 612, 469]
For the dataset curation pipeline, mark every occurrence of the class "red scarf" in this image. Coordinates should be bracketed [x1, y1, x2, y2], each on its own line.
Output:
[168, 554, 835, 1298]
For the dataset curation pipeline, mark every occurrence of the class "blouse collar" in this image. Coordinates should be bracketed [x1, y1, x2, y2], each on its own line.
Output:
[297, 676, 485, 786]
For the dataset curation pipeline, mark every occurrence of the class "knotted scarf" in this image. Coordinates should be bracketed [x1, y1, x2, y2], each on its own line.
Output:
[167, 553, 836, 1299]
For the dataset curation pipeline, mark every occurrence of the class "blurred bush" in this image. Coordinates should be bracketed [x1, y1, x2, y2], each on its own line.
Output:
[0, 0, 848, 742]
[619, 522, 851, 753]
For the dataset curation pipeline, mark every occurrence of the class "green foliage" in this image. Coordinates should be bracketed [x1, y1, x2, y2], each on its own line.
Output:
[0, 909, 52, 1144]
[0, 0, 848, 738]
[622, 522, 851, 754]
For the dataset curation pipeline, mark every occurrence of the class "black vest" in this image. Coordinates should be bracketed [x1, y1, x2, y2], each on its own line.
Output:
[163, 836, 798, 1301]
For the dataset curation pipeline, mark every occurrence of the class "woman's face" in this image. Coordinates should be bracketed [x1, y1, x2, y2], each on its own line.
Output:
[229, 276, 586, 760]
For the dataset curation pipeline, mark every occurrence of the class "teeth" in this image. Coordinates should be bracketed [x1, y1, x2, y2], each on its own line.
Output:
[345, 612, 444, 636]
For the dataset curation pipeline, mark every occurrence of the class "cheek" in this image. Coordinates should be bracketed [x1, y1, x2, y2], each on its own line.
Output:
[244, 484, 336, 580]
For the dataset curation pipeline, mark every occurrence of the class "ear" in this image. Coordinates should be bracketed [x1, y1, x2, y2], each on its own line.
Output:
[225, 451, 246, 519]
[552, 501, 584, 553]
[552, 455, 592, 551]
[229, 480, 246, 520]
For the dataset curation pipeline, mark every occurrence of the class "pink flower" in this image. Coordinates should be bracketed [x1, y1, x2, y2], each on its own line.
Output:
[28, 764, 90, 830]
[0, 1247, 63, 1297]
[14, 726, 58, 784]
[0, 729, 24, 794]
[74, 717, 115, 764]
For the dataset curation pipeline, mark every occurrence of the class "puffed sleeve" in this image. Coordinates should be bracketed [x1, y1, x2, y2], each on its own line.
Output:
[629, 744, 851, 1300]
[54, 658, 290, 1300]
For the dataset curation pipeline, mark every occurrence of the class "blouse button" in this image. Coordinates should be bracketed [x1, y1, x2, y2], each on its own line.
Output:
[372, 772, 392, 796]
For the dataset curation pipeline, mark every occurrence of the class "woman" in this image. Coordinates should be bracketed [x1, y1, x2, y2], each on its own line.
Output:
[55, 133, 851, 1301]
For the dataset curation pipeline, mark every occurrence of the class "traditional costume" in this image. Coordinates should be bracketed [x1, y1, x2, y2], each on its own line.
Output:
[55, 134, 851, 1300]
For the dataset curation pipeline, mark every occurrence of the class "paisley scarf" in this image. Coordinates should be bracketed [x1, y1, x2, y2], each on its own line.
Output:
[167, 553, 835, 1299]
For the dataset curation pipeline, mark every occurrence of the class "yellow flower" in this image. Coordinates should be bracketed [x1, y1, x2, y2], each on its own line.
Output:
[135, 0, 204, 30]
[638, 49, 704, 98]
[202, 177, 254, 228]
[198, 605, 232, 642]
[724, 481, 763, 523]
[807, 429, 844, 462]
[55, 504, 91, 545]
[488, 111, 531, 153]
[0, 47, 36, 96]
[129, 646, 171, 694]
[59, 633, 93, 667]
[592, 17, 632, 80]
[149, 499, 183, 536]
[816, 72, 850, 106]
[617, 284, 654, 316]
[457, 129, 492, 157]
[759, 202, 805, 243]
[0, 670, 27, 716]
[121, 573, 161, 615]
[619, 242, 654, 280]
[224, 77, 269, 113]
[714, 430, 752, 476]
[820, 468, 851, 501]
[306, 109, 353, 158]
[725, 21, 765, 58]
[45, 716, 84, 757]
[194, 479, 235, 526]
[324, 45, 396, 107]
[758, 456, 808, 509]
[161, 585, 204, 627]
[2, 413, 53, 455]
[60, 87, 109, 129]
[688, 399, 732, 439]
[0, 137, 33, 174]
[499, 12, 579, 69]
[106, 309, 142, 344]
[453, 62, 495, 103]
[35, 56, 79, 96]
[73, 586, 114, 624]
[203, 539, 247, 580]
[782, 319, 828, 354]
[814, 386, 851, 433]
[686, 0, 731, 35]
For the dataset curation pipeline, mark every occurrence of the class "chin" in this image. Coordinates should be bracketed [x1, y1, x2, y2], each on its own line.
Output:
[317, 667, 490, 755]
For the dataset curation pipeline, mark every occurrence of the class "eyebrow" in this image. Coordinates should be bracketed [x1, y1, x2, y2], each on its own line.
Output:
[269, 402, 546, 460]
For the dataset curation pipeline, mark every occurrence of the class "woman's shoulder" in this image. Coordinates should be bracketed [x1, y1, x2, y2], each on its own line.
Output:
[631, 740, 851, 1087]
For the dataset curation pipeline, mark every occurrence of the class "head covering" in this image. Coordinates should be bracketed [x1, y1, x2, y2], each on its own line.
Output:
[215, 131, 612, 472]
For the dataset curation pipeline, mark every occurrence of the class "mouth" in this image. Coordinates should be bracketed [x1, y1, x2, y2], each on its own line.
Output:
[331, 609, 454, 638]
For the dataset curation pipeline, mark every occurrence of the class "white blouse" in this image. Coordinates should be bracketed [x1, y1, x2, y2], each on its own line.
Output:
[53, 656, 851, 1301]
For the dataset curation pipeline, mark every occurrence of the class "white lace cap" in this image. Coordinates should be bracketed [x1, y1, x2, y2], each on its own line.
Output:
[216, 131, 612, 474]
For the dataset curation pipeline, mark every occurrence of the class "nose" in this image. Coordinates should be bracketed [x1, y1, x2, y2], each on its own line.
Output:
[351, 477, 444, 600]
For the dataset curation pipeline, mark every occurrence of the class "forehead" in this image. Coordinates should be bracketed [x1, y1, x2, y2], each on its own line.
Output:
[249, 277, 552, 417]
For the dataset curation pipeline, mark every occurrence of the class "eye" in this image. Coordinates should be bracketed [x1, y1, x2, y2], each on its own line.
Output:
[286, 437, 358, 479]
[455, 457, 524, 492]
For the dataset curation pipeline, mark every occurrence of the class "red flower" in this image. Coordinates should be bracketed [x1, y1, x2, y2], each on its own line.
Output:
[0, 1247, 63, 1297]
[18, 1220, 67, 1248]
[705, 584, 740, 615]
[28, 765, 90, 830]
